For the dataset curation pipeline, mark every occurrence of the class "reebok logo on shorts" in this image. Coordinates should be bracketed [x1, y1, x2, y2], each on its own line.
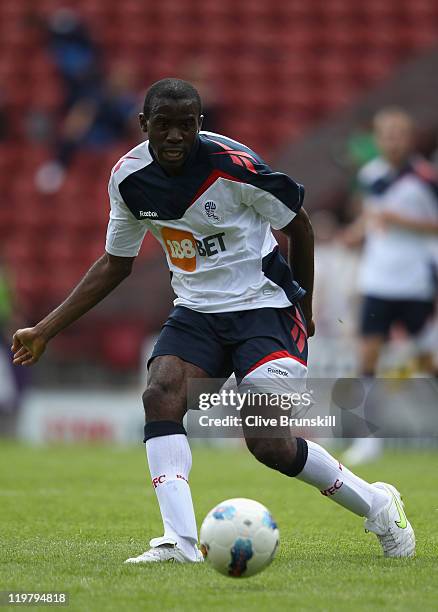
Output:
[267, 367, 289, 376]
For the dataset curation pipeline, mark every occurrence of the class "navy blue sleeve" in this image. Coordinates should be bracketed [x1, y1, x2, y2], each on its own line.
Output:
[202, 133, 304, 229]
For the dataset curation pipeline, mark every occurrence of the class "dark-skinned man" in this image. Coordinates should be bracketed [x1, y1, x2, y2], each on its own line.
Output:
[12, 79, 415, 562]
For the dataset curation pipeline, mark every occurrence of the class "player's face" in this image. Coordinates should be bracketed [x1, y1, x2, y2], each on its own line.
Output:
[140, 98, 203, 175]
[374, 115, 414, 167]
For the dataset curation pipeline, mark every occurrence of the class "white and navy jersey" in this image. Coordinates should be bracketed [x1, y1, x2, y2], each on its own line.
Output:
[105, 131, 305, 313]
[357, 156, 438, 300]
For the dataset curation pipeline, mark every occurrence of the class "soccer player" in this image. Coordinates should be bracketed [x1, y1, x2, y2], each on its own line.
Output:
[343, 107, 438, 465]
[12, 79, 415, 561]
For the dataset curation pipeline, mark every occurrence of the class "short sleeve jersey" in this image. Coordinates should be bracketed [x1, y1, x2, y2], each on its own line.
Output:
[106, 131, 305, 313]
[357, 156, 438, 300]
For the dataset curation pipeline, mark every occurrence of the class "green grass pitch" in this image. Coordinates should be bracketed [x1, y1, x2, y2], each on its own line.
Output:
[1, 442, 437, 611]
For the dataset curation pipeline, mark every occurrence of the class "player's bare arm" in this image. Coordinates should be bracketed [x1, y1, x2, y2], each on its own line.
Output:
[281, 207, 315, 337]
[340, 211, 366, 247]
[378, 210, 438, 234]
[11, 252, 135, 366]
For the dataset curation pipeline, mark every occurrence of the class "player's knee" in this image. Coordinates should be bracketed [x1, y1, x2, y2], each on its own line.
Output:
[246, 437, 308, 477]
[142, 382, 170, 421]
[246, 438, 296, 471]
[142, 380, 186, 423]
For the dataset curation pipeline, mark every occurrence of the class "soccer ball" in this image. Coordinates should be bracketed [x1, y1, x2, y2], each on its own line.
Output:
[200, 498, 279, 577]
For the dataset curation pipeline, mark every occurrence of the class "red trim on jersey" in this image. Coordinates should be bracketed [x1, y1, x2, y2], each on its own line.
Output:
[213, 150, 258, 161]
[190, 169, 243, 204]
[413, 159, 437, 182]
[209, 139, 257, 160]
[113, 155, 140, 173]
[209, 139, 258, 174]
[230, 154, 244, 167]
[240, 156, 257, 174]
[246, 350, 307, 376]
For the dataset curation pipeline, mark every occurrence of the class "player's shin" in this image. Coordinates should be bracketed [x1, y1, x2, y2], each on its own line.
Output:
[294, 439, 388, 518]
[144, 422, 199, 560]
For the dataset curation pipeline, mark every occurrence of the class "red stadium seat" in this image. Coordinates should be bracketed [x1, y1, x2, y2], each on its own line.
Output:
[4, 0, 438, 330]
[196, 0, 235, 19]
[3, 237, 42, 269]
[100, 320, 145, 370]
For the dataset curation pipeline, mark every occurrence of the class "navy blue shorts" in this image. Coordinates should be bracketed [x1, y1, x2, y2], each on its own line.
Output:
[149, 306, 308, 380]
[360, 295, 434, 338]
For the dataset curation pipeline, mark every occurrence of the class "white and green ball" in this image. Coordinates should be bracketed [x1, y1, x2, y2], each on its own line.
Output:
[200, 497, 279, 578]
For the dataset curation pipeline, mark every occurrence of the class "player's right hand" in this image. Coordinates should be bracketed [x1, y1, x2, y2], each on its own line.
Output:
[11, 327, 48, 366]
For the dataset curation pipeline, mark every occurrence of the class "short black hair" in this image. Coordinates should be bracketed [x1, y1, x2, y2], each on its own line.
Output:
[143, 78, 202, 118]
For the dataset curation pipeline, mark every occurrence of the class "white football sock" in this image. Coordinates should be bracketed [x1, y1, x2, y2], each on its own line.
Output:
[296, 440, 388, 517]
[146, 433, 198, 560]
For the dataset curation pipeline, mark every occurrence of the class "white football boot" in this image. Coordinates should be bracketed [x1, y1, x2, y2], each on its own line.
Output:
[124, 537, 204, 564]
[365, 482, 415, 558]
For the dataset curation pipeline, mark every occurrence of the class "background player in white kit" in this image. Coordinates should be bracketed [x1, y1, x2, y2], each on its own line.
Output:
[11, 80, 415, 560]
[344, 108, 438, 465]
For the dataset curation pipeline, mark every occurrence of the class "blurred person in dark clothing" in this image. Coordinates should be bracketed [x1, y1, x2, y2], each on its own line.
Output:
[36, 62, 138, 193]
[46, 7, 101, 109]
[35, 8, 138, 192]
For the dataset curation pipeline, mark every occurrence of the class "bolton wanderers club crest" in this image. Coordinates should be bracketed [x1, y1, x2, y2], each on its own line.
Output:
[204, 200, 221, 223]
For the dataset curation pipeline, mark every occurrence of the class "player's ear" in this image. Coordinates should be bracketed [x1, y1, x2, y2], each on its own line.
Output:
[139, 113, 148, 134]
[198, 114, 204, 132]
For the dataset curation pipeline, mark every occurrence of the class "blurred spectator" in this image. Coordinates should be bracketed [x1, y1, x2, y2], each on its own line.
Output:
[333, 112, 379, 218]
[0, 258, 27, 437]
[333, 112, 379, 174]
[430, 129, 438, 170]
[181, 57, 223, 134]
[34, 8, 139, 193]
[342, 107, 438, 464]
[46, 7, 101, 110]
[346, 116, 379, 172]
[312, 210, 359, 339]
[0, 260, 13, 337]
[36, 61, 139, 193]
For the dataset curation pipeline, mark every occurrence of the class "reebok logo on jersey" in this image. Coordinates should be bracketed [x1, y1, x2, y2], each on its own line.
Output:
[139, 210, 158, 218]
